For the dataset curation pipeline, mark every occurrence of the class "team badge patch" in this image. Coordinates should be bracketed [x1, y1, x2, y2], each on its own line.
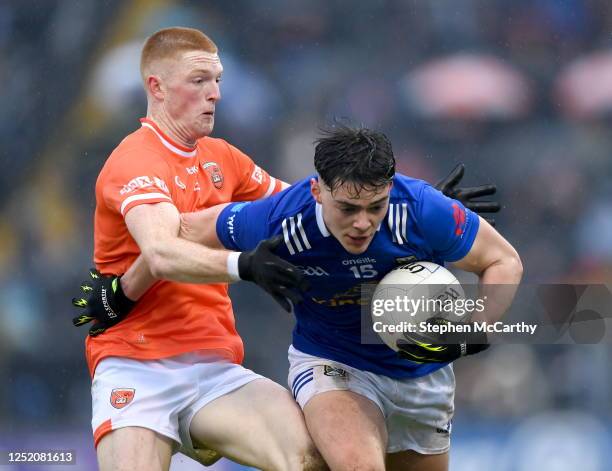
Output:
[110, 388, 135, 409]
[202, 162, 224, 189]
[323, 365, 347, 378]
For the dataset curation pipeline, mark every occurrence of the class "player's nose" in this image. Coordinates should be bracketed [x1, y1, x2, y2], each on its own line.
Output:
[352, 212, 371, 231]
[208, 83, 221, 101]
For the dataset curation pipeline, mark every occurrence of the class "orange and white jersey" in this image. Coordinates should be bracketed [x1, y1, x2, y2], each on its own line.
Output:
[86, 118, 283, 376]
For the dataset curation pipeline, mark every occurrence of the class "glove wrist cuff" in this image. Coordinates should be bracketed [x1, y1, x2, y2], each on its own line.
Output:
[115, 277, 137, 312]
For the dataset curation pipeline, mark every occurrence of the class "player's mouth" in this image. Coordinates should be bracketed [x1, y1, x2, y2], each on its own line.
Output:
[202, 110, 215, 118]
[346, 234, 371, 245]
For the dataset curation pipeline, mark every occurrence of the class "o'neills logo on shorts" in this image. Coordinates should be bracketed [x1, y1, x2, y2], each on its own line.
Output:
[202, 162, 224, 189]
[323, 366, 347, 378]
[110, 388, 135, 409]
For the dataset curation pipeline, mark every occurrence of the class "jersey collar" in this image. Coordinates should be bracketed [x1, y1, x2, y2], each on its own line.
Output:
[315, 203, 331, 237]
[140, 118, 197, 158]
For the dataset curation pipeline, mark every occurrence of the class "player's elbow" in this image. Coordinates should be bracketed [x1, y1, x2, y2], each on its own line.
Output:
[503, 248, 523, 283]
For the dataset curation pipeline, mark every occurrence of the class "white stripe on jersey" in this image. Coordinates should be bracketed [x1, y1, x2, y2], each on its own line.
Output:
[401, 203, 408, 242]
[263, 177, 277, 198]
[141, 122, 197, 158]
[282, 213, 312, 253]
[282, 218, 296, 255]
[387, 204, 395, 238]
[120, 192, 173, 216]
[297, 213, 312, 249]
[289, 217, 304, 252]
[387, 203, 408, 244]
[394, 203, 403, 244]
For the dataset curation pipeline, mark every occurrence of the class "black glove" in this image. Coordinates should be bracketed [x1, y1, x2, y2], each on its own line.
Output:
[238, 236, 310, 312]
[397, 317, 489, 363]
[72, 268, 136, 336]
[435, 163, 500, 226]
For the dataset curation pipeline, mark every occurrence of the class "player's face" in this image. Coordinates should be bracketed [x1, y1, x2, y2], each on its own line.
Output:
[162, 50, 223, 139]
[311, 178, 392, 254]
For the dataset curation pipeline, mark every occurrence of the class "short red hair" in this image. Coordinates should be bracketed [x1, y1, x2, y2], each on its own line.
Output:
[140, 27, 218, 80]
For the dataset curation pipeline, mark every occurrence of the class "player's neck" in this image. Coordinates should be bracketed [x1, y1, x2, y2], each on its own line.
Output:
[146, 110, 197, 149]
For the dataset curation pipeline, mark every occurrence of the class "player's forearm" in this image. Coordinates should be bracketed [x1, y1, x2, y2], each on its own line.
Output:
[475, 252, 523, 323]
[120, 255, 157, 300]
[141, 236, 237, 284]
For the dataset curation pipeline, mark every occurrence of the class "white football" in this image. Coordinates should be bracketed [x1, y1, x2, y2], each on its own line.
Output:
[370, 261, 465, 351]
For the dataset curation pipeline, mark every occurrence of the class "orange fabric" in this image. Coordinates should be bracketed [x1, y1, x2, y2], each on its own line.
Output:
[86, 118, 282, 376]
[94, 419, 113, 448]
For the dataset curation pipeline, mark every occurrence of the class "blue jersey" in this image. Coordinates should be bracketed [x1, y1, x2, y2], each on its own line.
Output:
[216, 174, 480, 379]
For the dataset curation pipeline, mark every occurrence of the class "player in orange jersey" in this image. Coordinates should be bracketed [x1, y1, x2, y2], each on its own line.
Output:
[74, 27, 325, 471]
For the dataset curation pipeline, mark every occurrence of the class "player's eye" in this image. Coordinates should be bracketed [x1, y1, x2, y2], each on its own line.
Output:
[369, 206, 384, 213]
[216, 76, 223, 83]
[193, 78, 204, 84]
[340, 207, 357, 214]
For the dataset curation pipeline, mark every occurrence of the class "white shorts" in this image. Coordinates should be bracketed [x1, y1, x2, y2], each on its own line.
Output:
[287, 345, 455, 454]
[91, 352, 262, 454]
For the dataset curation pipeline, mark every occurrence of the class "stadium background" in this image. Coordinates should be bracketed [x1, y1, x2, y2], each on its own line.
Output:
[1, 0, 612, 469]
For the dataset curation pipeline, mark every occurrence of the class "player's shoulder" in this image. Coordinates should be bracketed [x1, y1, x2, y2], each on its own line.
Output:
[267, 177, 315, 219]
[390, 173, 432, 203]
[103, 127, 167, 171]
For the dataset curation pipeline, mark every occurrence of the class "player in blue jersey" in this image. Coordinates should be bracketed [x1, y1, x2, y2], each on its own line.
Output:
[73, 125, 521, 470]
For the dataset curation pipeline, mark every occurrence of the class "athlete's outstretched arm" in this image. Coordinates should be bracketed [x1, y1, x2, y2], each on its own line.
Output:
[119, 203, 232, 298]
[73, 200, 305, 335]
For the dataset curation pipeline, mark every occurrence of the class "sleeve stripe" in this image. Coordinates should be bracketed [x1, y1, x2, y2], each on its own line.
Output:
[282, 218, 296, 255]
[401, 203, 408, 242]
[297, 213, 311, 249]
[120, 192, 173, 216]
[263, 176, 277, 198]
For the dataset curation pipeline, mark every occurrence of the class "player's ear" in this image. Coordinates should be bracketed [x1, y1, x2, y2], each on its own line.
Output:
[146, 75, 164, 100]
[310, 178, 322, 204]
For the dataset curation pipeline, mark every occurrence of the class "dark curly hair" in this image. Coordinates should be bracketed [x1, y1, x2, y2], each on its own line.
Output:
[314, 124, 395, 197]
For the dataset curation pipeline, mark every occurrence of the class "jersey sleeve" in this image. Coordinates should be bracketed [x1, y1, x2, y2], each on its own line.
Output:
[100, 150, 174, 218]
[226, 142, 284, 201]
[216, 197, 276, 251]
[417, 184, 480, 262]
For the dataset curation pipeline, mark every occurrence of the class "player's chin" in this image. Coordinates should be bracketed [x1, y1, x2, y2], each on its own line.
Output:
[342, 236, 373, 254]
[195, 118, 214, 136]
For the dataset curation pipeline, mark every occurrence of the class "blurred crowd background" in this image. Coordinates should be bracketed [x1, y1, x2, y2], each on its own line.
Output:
[1, 0, 612, 469]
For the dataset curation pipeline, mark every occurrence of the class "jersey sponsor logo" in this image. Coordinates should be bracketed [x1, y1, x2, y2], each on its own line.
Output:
[110, 388, 135, 409]
[202, 161, 223, 189]
[297, 265, 329, 277]
[175, 176, 187, 190]
[342, 257, 377, 265]
[281, 213, 312, 255]
[119, 176, 169, 195]
[323, 365, 347, 378]
[452, 202, 466, 236]
[251, 165, 264, 185]
[387, 203, 408, 244]
[186, 165, 199, 175]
